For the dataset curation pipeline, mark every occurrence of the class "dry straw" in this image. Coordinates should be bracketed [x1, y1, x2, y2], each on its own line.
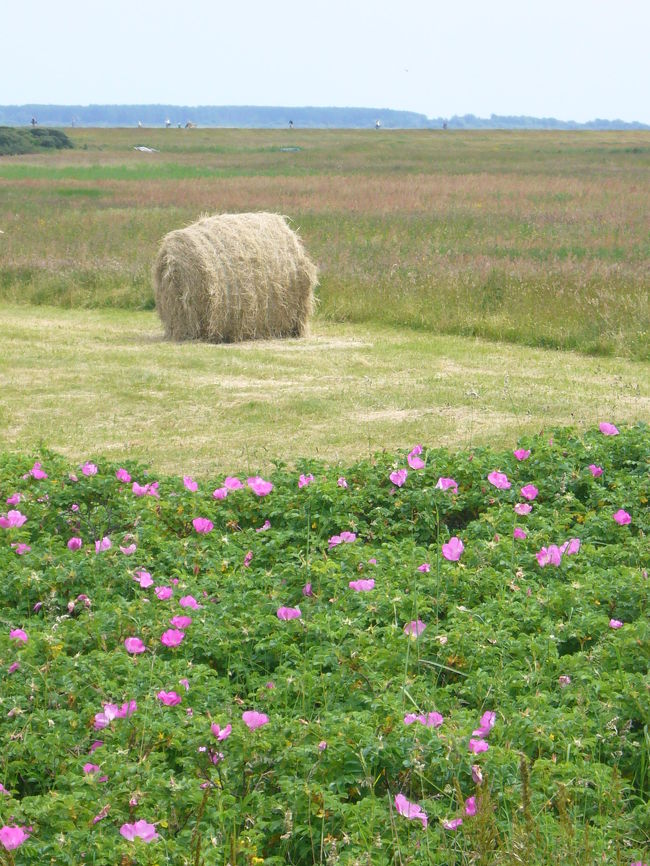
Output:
[153, 212, 317, 343]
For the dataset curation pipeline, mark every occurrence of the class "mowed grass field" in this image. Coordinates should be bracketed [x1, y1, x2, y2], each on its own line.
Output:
[0, 127, 648, 360]
[1, 304, 648, 473]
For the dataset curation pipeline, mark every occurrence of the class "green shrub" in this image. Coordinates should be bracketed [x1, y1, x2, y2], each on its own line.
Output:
[0, 424, 647, 864]
[0, 126, 73, 155]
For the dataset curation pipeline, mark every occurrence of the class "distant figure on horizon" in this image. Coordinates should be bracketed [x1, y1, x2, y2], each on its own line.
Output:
[165, 118, 171, 128]
[289, 120, 294, 129]
[138, 120, 143, 128]
[31, 117, 37, 126]
[443, 121, 448, 130]
[375, 119, 381, 129]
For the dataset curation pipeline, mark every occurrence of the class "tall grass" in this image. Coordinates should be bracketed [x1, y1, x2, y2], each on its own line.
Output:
[0, 128, 648, 358]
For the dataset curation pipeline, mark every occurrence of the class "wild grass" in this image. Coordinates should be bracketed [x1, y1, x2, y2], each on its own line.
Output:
[0, 128, 648, 358]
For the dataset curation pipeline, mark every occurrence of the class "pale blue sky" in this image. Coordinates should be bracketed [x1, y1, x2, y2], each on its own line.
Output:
[2, 0, 649, 123]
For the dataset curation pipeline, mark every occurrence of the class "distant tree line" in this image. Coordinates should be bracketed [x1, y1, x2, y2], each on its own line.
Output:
[0, 105, 647, 130]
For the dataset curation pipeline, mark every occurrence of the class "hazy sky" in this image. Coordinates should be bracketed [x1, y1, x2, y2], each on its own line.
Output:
[2, 0, 649, 123]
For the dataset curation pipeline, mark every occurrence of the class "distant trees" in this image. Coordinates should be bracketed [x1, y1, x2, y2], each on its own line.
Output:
[0, 106, 647, 131]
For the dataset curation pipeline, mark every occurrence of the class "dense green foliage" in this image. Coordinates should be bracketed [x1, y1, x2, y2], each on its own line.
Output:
[0, 424, 647, 864]
[0, 126, 72, 156]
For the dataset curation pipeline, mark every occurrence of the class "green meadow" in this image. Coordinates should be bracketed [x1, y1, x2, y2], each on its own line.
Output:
[0, 127, 648, 359]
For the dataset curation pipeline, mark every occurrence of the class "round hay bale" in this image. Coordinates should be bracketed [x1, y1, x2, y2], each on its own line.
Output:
[153, 212, 318, 343]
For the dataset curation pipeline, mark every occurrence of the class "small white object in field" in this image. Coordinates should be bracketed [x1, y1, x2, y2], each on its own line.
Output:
[133, 146, 158, 152]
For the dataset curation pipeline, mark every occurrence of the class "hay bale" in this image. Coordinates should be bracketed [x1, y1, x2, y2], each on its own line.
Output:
[153, 212, 317, 343]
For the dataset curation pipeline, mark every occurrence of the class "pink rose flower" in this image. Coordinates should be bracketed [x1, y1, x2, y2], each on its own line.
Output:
[407, 446, 425, 470]
[134, 570, 153, 588]
[160, 629, 185, 647]
[436, 477, 458, 493]
[247, 476, 273, 496]
[242, 710, 269, 730]
[0, 825, 30, 850]
[443, 817, 463, 830]
[536, 545, 563, 567]
[403, 619, 426, 637]
[394, 793, 428, 828]
[349, 578, 375, 592]
[157, 691, 182, 706]
[29, 461, 48, 479]
[442, 536, 464, 561]
[404, 711, 443, 728]
[119, 820, 159, 842]
[560, 538, 580, 555]
[472, 711, 496, 737]
[124, 637, 146, 654]
[211, 723, 232, 741]
[0, 510, 27, 528]
[179, 595, 201, 609]
[277, 606, 302, 620]
[487, 471, 510, 490]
